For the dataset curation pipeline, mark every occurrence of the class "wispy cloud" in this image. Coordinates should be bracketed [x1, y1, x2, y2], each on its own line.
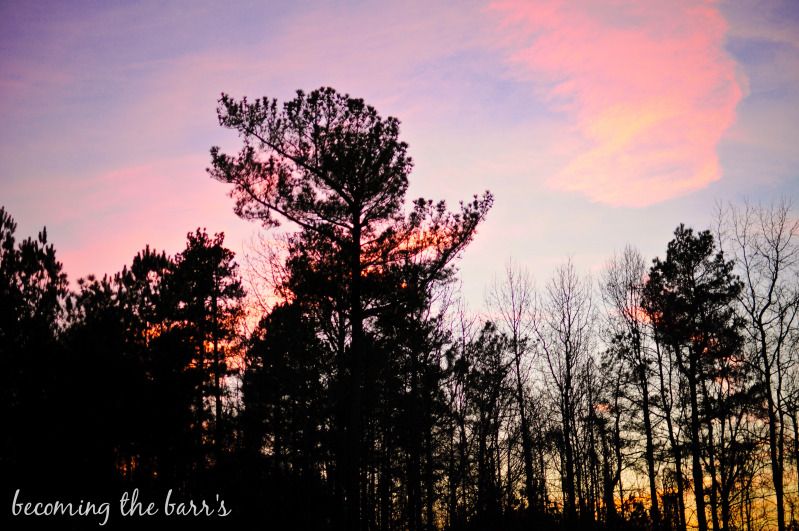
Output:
[490, 0, 743, 207]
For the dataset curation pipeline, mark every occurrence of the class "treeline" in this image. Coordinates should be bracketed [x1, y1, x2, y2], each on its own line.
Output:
[1, 219, 245, 515]
[2, 87, 798, 531]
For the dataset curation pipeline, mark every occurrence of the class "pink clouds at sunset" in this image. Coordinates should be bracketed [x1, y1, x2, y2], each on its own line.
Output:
[1, 0, 796, 306]
[491, 0, 744, 207]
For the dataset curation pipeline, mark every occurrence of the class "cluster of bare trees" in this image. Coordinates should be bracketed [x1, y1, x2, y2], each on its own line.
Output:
[446, 201, 799, 531]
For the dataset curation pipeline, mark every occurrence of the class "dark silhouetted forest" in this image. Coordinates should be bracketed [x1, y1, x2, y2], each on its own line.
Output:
[2, 88, 798, 531]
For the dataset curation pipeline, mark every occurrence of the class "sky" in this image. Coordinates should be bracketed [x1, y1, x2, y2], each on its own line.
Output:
[1, 0, 798, 309]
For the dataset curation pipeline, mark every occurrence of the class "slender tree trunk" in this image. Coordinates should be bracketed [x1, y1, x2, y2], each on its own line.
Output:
[746, 483, 752, 531]
[512, 337, 537, 513]
[212, 287, 223, 462]
[720, 484, 731, 531]
[706, 422, 719, 531]
[659, 341, 686, 531]
[196, 336, 206, 472]
[702, 380, 719, 531]
[494, 416, 502, 519]
[367, 437, 377, 531]
[792, 411, 799, 511]
[760, 330, 786, 531]
[674, 446, 687, 531]
[477, 413, 488, 521]
[640, 372, 660, 525]
[687, 352, 708, 531]
[424, 415, 435, 531]
[539, 447, 547, 509]
[562, 386, 577, 522]
[718, 416, 731, 531]
[447, 425, 456, 529]
[335, 329, 348, 530]
[612, 389, 623, 520]
[348, 221, 364, 531]
[458, 415, 468, 526]
[601, 428, 618, 528]
[380, 427, 391, 531]
[412, 357, 424, 531]
[506, 431, 513, 515]
[562, 409, 576, 521]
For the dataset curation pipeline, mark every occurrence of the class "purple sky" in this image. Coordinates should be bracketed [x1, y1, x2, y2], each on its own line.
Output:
[1, 0, 797, 308]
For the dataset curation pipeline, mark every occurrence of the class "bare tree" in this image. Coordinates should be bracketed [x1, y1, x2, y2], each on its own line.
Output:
[601, 245, 661, 525]
[717, 199, 799, 531]
[444, 291, 478, 528]
[487, 260, 542, 513]
[532, 259, 595, 523]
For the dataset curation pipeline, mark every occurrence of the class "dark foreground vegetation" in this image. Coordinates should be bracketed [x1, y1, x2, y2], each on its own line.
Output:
[2, 88, 798, 530]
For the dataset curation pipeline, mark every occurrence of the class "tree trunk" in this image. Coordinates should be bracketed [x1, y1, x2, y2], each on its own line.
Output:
[512, 338, 537, 513]
[458, 415, 469, 527]
[562, 387, 577, 522]
[212, 286, 223, 462]
[601, 428, 618, 528]
[659, 340, 687, 531]
[447, 425, 456, 529]
[477, 413, 488, 521]
[792, 411, 799, 513]
[424, 415, 435, 531]
[408, 353, 422, 531]
[640, 371, 660, 525]
[687, 351, 708, 531]
[348, 221, 364, 531]
[613, 390, 623, 520]
[706, 422, 719, 531]
[760, 331, 786, 531]
[380, 428, 391, 531]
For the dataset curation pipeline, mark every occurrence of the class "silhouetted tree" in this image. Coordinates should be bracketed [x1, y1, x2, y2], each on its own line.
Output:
[240, 301, 333, 528]
[717, 200, 799, 531]
[487, 262, 542, 514]
[533, 260, 595, 524]
[209, 86, 492, 529]
[643, 225, 744, 531]
[601, 246, 660, 526]
[0, 207, 69, 490]
[464, 322, 509, 528]
[168, 229, 245, 465]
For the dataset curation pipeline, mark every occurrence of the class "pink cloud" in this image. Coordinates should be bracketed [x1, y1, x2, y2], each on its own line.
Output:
[490, 0, 744, 207]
